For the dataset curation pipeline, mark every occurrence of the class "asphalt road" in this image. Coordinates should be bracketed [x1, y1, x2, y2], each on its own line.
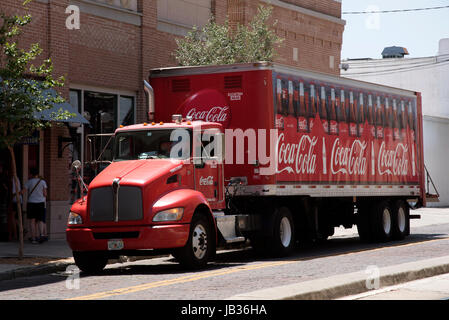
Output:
[0, 208, 448, 300]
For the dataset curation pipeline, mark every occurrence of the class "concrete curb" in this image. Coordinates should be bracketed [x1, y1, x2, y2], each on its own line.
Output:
[0, 255, 169, 282]
[0, 260, 74, 282]
[227, 256, 449, 300]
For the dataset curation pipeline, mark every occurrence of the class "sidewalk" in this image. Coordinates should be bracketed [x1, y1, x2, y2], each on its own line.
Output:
[0, 239, 74, 281]
[228, 255, 449, 300]
[339, 272, 449, 300]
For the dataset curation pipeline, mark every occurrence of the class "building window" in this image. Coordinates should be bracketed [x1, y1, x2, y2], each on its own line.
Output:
[90, 0, 138, 12]
[119, 96, 135, 126]
[157, 0, 212, 36]
[68, 88, 136, 190]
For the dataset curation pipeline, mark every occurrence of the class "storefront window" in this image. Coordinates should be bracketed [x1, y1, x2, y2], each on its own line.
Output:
[68, 89, 135, 192]
[119, 96, 135, 126]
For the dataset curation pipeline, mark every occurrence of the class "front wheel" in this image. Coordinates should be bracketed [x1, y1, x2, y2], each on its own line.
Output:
[172, 214, 213, 269]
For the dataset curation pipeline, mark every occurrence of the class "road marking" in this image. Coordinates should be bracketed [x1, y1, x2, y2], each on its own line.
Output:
[66, 260, 295, 300]
[67, 236, 449, 300]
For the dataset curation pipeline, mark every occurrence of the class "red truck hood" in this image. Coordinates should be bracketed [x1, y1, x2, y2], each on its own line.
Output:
[89, 159, 182, 188]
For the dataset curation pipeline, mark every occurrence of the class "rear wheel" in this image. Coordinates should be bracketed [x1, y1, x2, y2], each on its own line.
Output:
[73, 251, 108, 274]
[391, 200, 410, 240]
[357, 200, 394, 243]
[356, 203, 373, 242]
[173, 214, 213, 269]
[371, 201, 393, 242]
[250, 207, 295, 257]
[267, 207, 295, 256]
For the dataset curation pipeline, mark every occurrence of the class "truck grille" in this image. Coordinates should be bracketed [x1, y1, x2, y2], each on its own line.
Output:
[89, 186, 143, 222]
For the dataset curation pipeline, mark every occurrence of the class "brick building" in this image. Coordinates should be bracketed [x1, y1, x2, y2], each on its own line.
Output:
[0, 0, 344, 239]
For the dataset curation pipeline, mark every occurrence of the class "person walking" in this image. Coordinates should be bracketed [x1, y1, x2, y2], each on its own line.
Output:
[24, 168, 48, 244]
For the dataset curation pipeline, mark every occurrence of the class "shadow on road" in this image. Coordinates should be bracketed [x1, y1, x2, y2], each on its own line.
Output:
[0, 231, 447, 294]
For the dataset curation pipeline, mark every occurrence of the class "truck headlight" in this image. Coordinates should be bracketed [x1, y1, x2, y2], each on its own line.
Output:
[153, 207, 184, 222]
[68, 211, 83, 225]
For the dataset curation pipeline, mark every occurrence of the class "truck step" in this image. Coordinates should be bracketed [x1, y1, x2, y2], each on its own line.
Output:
[223, 236, 246, 243]
[215, 215, 246, 244]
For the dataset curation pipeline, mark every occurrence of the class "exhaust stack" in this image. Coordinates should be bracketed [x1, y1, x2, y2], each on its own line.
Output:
[144, 80, 155, 121]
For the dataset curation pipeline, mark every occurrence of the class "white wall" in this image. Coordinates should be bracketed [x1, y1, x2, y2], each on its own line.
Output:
[422, 116, 449, 206]
[341, 56, 449, 118]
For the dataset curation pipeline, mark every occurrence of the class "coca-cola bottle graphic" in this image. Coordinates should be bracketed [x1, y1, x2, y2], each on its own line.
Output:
[319, 86, 329, 134]
[349, 91, 358, 137]
[400, 100, 408, 140]
[408, 100, 416, 141]
[276, 78, 284, 129]
[284, 80, 296, 131]
[338, 89, 348, 136]
[357, 92, 365, 137]
[329, 88, 338, 135]
[288, 80, 294, 116]
[308, 83, 317, 131]
[281, 79, 289, 116]
[376, 96, 384, 139]
[293, 81, 299, 116]
[367, 95, 376, 138]
[297, 81, 308, 133]
[384, 97, 393, 140]
[392, 99, 401, 141]
[408, 100, 416, 177]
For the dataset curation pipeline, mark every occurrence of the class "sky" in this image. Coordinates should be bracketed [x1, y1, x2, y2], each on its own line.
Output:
[341, 0, 449, 59]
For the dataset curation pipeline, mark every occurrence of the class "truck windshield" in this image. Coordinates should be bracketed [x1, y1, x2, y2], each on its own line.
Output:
[113, 129, 192, 161]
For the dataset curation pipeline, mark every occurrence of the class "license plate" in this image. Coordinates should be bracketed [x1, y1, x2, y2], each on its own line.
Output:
[107, 239, 124, 251]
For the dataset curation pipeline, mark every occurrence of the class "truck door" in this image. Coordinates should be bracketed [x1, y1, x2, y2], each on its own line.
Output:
[193, 129, 224, 209]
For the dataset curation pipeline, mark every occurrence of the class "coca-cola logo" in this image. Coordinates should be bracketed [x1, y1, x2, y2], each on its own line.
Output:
[331, 138, 367, 176]
[181, 89, 231, 128]
[199, 176, 214, 186]
[186, 106, 230, 124]
[378, 142, 408, 176]
[277, 133, 317, 174]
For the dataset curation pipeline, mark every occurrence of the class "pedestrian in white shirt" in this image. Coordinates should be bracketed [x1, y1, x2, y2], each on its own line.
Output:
[23, 168, 48, 244]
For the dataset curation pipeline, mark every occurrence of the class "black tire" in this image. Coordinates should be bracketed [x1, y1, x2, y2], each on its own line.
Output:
[370, 201, 393, 242]
[267, 207, 296, 257]
[356, 203, 373, 243]
[73, 251, 108, 274]
[172, 214, 213, 269]
[391, 200, 410, 240]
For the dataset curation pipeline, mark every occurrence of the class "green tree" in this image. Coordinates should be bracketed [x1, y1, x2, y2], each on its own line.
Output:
[0, 2, 73, 258]
[174, 5, 284, 66]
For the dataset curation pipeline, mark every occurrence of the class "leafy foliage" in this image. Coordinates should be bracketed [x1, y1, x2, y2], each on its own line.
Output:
[174, 5, 284, 66]
[0, 8, 73, 149]
[0, 2, 73, 258]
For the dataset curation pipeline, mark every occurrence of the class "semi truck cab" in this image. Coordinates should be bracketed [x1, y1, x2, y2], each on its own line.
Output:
[66, 117, 232, 272]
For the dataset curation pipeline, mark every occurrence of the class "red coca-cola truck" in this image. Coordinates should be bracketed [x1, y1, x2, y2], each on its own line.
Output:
[66, 62, 428, 272]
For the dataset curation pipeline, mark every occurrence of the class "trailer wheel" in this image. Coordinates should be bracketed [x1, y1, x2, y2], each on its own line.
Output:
[73, 251, 108, 274]
[371, 201, 393, 242]
[391, 200, 410, 240]
[172, 214, 212, 269]
[268, 207, 295, 257]
[356, 203, 373, 243]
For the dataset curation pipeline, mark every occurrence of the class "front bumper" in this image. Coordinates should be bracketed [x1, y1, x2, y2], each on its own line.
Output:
[66, 224, 190, 252]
